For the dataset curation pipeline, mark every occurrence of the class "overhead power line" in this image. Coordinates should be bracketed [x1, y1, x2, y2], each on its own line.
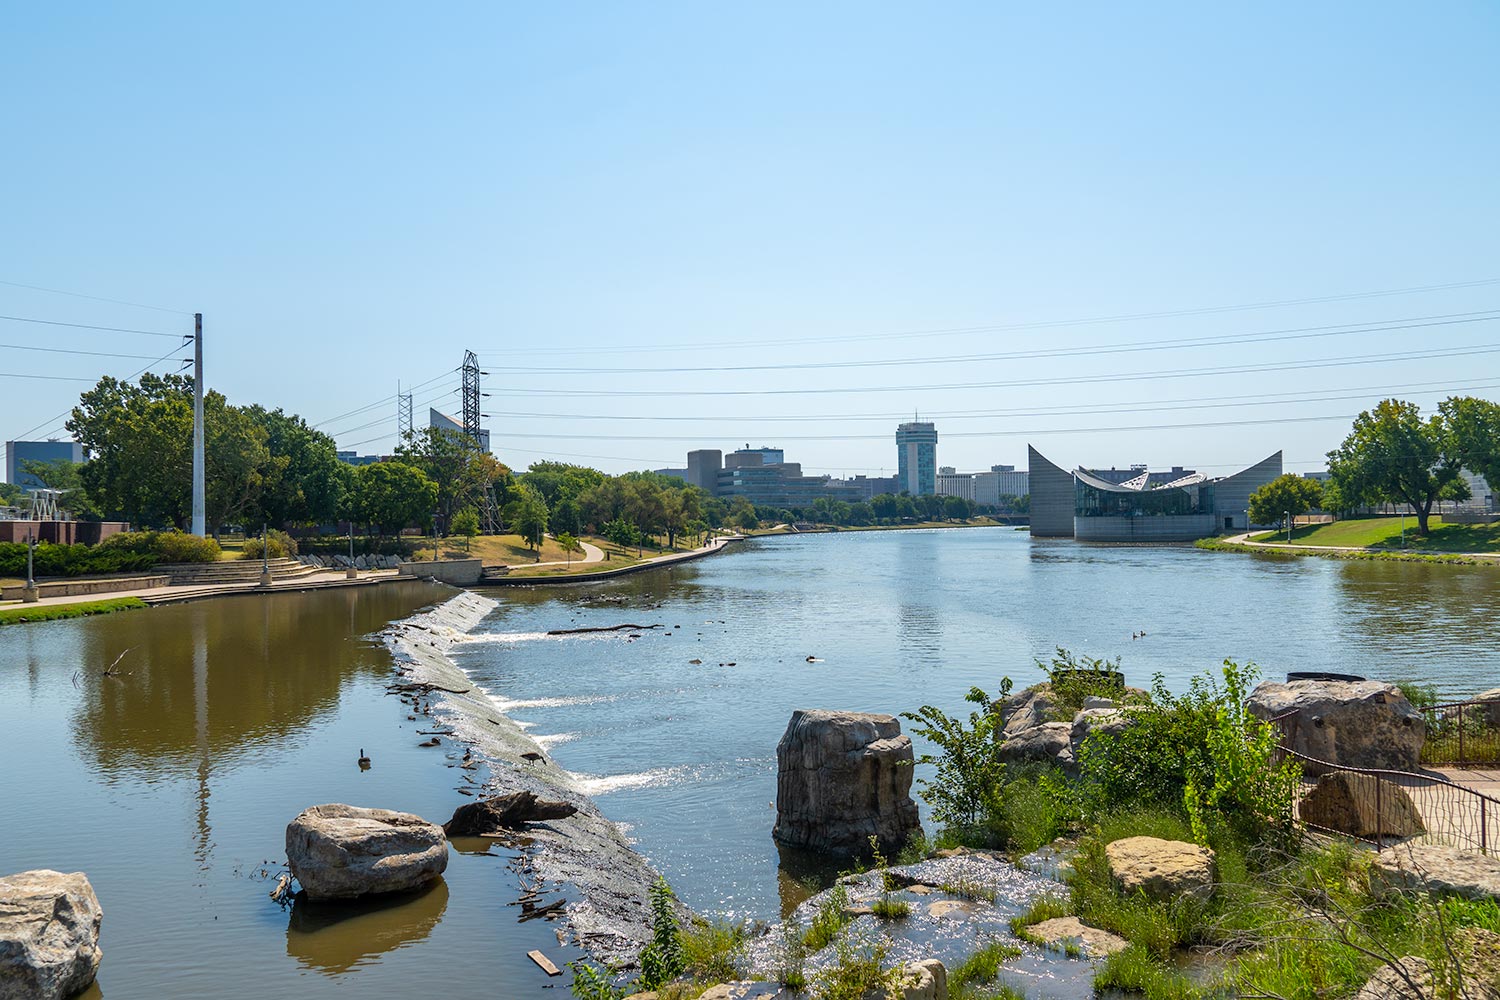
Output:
[476, 275, 1500, 357]
[0, 342, 170, 361]
[0, 313, 186, 338]
[490, 343, 1500, 398]
[312, 367, 459, 428]
[0, 278, 192, 315]
[485, 377, 1500, 424]
[482, 311, 1500, 376]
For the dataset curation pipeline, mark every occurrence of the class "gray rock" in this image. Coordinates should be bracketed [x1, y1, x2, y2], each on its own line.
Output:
[1081, 696, 1118, 710]
[1246, 679, 1424, 772]
[0, 869, 102, 1000]
[286, 804, 448, 900]
[1372, 843, 1500, 901]
[999, 722, 1073, 765]
[773, 709, 922, 857]
[1105, 836, 1215, 902]
[898, 958, 948, 1000]
[1026, 915, 1129, 957]
[998, 685, 1056, 737]
[1355, 956, 1434, 1000]
[443, 792, 577, 835]
[1478, 687, 1500, 728]
[1299, 771, 1425, 839]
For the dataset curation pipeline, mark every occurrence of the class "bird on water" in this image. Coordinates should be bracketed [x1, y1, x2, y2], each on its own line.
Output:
[358, 748, 371, 769]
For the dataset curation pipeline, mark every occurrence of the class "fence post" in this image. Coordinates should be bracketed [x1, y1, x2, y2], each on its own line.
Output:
[1375, 775, 1384, 850]
[1483, 798, 1488, 855]
[1459, 706, 1466, 766]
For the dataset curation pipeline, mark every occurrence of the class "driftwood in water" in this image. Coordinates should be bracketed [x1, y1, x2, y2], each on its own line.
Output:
[386, 681, 472, 695]
[545, 623, 663, 636]
[443, 791, 578, 835]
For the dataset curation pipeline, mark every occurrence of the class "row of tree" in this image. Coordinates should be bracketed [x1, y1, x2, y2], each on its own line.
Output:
[1247, 396, 1500, 534]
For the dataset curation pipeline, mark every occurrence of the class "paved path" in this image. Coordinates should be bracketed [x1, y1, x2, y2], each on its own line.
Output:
[1, 568, 405, 608]
[519, 538, 606, 569]
[1222, 532, 1500, 560]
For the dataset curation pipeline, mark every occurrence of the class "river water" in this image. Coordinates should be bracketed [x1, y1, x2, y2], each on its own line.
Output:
[456, 527, 1500, 920]
[0, 581, 588, 998]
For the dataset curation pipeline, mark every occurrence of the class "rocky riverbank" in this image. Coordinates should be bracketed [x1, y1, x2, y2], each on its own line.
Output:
[381, 590, 676, 966]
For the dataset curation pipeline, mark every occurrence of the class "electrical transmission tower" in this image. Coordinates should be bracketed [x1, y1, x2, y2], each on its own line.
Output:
[397, 382, 413, 443]
[460, 350, 501, 532]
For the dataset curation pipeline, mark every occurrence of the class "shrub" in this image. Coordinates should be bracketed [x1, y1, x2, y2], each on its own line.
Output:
[98, 530, 221, 564]
[1036, 648, 1125, 716]
[949, 939, 1022, 988]
[681, 918, 746, 983]
[803, 883, 852, 952]
[902, 685, 1008, 837]
[242, 529, 298, 560]
[810, 938, 902, 1000]
[635, 878, 684, 990]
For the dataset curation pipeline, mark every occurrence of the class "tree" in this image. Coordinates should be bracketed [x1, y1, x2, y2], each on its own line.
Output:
[1440, 396, 1500, 496]
[203, 394, 273, 531]
[1326, 399, 1467, 535]
[943, 495, 972, 521]
[245, 406, 346, 527]
[603, 516, 638, 549]
[550, 496, 582, 536]
[345, 461, 437, 536]
[727, 496, 758, 531]
[1248, 474, 1324, 528]
[505, 484, 548, 552]
[397, 427, 508, 533]
[450, 508, 481, 551]
[68, 373, 194, 527]
[0, 482, 22, 507]
[555, 532, 582, 566]
[870, 494, 899, 522]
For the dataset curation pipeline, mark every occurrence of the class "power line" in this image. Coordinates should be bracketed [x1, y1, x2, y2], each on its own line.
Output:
[478, 412, 1361, 443]
[489, 342, 1500, 398]
[312, 368, 459, 428]
[0, 278, 192, 316]
[477, 275, 1500, 357]
[0, 314, 186, 338]
[484, 377, 1500, 424]
[0, 342, 171, 361]
[482, 311, 1500, 375]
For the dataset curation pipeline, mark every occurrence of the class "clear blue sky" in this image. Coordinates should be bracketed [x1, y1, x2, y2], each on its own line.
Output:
[3, 2, 1497, 479]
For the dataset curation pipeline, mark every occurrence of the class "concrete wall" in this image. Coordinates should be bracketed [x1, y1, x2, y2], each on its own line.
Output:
[397, 558, 484, 586]
[1074, 514, 1220, 542]
[0, 521, 130, 544]
[1027, 445, 1076, 537]
[1212, 451, 1283, 530]
[0, 575, 168, 601]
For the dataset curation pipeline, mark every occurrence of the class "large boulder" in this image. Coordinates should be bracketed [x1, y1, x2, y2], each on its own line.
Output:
[442, 791, 577, 836]
[773, 710, 922, 857]
[998, 685, 1056, 737]
[1372, 843, 1500, 901]
[0, 870, 102, 1000]
[1105, 837, 1215, 902]
[1026, 916, 1128, 957]
[897, 959, 948, 1000]
[1299, 772, 1425, 840]
[1246, 679, 1424, 772]
[286, 804, 448, 900]
[998, 722, 1073, 765]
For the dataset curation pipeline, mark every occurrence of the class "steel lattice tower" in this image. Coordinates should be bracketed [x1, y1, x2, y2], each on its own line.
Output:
[461, 350, 482, 447]
[397, 382, 413, 442]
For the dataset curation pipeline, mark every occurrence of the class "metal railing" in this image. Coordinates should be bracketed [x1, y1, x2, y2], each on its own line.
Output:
[1419, 699, 1500, 767]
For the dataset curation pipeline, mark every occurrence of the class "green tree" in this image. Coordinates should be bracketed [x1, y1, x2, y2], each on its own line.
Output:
[0, 482, 23, 507]
[555, 532, 582, 566]
[942, 495, 971, 521]
[245, 406, 346, 527]
[870, 494, 899, 522]
[450, 507, 480, 551]
[68, 373, 194, 527]
[1326, 399, 1467, 535]
[397, 427, 508, 533]
[1247, 474, 1324, 528]
[18, 459, 100, 519]
[1440, 395, 1500, 496]
[505, 484, 549, 552]
[602, 516, 638, 549]
[550, 496, 582, 536]
[203, 394, 272, 532]
[727, 496, 758, 531]
[346, 461, 438, 536]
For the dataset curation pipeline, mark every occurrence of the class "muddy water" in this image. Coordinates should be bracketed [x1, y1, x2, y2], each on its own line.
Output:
[0, 582, 585, 998]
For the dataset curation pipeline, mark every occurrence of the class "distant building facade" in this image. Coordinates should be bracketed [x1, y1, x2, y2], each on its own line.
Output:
[826, 474, 900, 501]
[936, 467, 975, 501]
[5, 439, 85, 488]
[1027, 445, 1281, 541]
[686, 449, 723, 492]
[336, 450, 381, 467]
[936, 464, 1029, 506]
[429, 408, 490, 453]
[896, 422, 937, 496]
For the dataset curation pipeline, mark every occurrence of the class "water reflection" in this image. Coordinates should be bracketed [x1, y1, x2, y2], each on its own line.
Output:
[287, 880, 450, 975]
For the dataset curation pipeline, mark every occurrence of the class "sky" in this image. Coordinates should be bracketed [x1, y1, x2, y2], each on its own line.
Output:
[2, 2, 1498, 480]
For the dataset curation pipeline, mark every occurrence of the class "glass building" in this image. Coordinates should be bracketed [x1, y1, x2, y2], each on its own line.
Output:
[896, 422, 937, 496]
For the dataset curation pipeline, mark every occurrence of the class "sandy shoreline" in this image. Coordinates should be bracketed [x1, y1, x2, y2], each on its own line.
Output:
[381, 589, 674, 966]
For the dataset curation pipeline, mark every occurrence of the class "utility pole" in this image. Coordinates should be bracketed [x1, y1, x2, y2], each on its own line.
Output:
[397, 381, 413, 443]
[191, 313, 205, 537]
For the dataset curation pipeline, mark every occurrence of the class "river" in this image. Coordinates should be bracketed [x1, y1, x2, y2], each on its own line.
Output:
[455, 527, 1500, 919]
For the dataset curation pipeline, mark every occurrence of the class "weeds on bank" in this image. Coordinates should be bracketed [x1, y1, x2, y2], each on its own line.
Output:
[1009, 894, 1069, 940]
[941, 876, 997, 903]
[809, 938, 904, 1000]
[802, 883, 852, 952]
[949, 939, 1023, 991]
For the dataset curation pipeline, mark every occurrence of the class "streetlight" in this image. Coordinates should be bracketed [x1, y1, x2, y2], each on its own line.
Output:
[347, 524, 358, 580]
[21, 531, 39, 604]
[1285, 510, 1292, 544]
[259, 524, 273, 587]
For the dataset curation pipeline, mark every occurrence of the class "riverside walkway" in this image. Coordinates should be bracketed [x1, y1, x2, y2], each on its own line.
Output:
[1221, 532, 1500, 561]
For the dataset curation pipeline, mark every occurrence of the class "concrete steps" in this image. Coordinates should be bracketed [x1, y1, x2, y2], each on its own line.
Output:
[158, 558, 320, 586]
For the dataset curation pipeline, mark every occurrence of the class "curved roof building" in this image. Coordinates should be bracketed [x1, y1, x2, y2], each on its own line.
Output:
[1028, 447, 1282, 542]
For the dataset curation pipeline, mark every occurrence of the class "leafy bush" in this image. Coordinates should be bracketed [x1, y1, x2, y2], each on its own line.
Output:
[1036, 648, 1125, 716]
[803, 883, 852, 952]
[98, 530, 221, 564]
[635, 878, 685, 990]
[242, 528, 298, 560]
[903, 686, 1008, 836]
[810, 938, 902, 1000]
[680, 918, 746, 983]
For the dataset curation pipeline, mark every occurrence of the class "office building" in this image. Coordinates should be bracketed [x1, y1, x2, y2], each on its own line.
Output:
[936, 464, 1030, 506]
[5, 439, 85, 488]
[936, 467, 975, 501]
[896, 421, 937, 496]
[724, 446, 785, 470]
[336, 450, 381, 467]
[686, 450, 723, 492]
[1028, 445, 1281, 540]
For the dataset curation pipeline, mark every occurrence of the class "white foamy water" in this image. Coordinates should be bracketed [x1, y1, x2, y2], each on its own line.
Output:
[458, 630, 554, 644]
[572, 765, 696, 796]
[533, 731, 580, 749]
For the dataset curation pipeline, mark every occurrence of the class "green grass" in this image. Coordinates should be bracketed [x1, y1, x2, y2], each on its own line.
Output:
[950, 939, 1024, 994]
[1248, 515, 1500, 554]
[802, 884, 853, 952]
[871, 896, 911, 920]
[0, 597, 147, 626]
[1093, 945, 1201, 1000]
[1009, 894, 1070, 938]
[680, 919, 746, 983]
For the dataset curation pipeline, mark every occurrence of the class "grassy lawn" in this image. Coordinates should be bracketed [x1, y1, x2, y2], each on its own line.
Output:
[501, 536, 697, 578]
[0, 597, 148, 626]
[1250, 516, 1500, 554]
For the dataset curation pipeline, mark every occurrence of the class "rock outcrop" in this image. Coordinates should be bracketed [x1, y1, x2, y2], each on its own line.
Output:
[286, 804, 448, 900]
[1105, 837, 1215, 902]
[1026, 915, 1128, 957]
[1372, 843, 1500, 901]
[442, 791, 577, 836]
[998, 722, 1073, 765]
[998, 685, 1056, 737]
[898, 958, 948, 1000]
[1478, 687, 1500, 728]
[773, 710, 922, 857]
[1298, 771, 1426, 839]
[0, 869, 102, 1000]
[1246, 679, 1424, 771]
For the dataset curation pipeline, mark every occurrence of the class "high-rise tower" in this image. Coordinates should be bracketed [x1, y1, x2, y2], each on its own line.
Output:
[895, 421, 938, 496]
